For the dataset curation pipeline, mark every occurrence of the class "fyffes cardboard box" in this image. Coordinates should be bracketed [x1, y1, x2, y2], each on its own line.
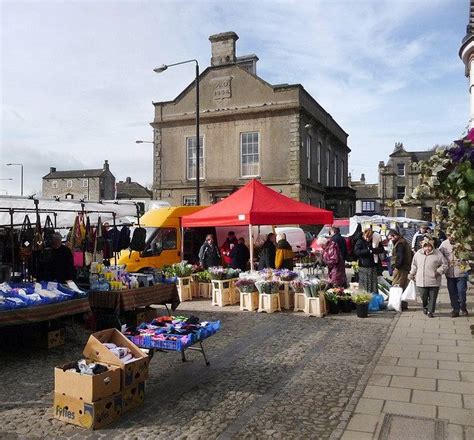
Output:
[54, 362, 121, 402]
[53, 392, 122, 429]
[83, 328, 149, 387]
[122, 380, 146, 414]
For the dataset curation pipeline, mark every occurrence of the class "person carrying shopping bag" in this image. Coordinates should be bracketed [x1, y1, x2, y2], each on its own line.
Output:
[408, 237, 448, 318]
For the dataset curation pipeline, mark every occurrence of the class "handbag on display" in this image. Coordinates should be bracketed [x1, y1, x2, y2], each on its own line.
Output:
[43, 215, 55, 248]
[19, 215, 34, 259]
[32, 217, 44, 252]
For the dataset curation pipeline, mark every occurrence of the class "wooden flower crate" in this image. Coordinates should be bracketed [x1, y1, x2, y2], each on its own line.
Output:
[199, 282, 212, 299]
[258, 293, 281, 314]
[304, 295, 327, 317]
[229, 279, 240, 305]
[239, 290, 259, 311]
[177, 277, 192, 302]
[278, 281, 293, 310]
[293, 291, 306, 312]
[190, 275, 200, 298]
[211, 279, 233, 307]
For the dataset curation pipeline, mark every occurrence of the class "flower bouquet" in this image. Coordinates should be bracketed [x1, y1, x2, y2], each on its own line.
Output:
[235, 278, 256, 293]
[196, 270, 211, 283]
[209, 267, 227, 280]
[274, 269, 298, 282]
[255, 279, 280, 294]
[226, 268, 241, 279]
[290, 279, 304, 293]
[172, 261, 194, 278]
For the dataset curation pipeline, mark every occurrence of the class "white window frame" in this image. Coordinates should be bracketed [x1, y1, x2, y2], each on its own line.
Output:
[82, 179, 88, 188]
[67, 180, 72, 188]
[52, 180, 58, 189]
[186, 136, 205, 181]
[397, 163, 405, 176]
[183, 195, 197, 206]
[306, 135, 312, 180]
[240, 131, 260, 178]
[362, 201, 375, 212]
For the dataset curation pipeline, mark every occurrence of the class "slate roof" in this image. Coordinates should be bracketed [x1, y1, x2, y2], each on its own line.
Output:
[43, 169, 107, 179]
[352, 183, 379, 200]
[116, 181, 152, 199]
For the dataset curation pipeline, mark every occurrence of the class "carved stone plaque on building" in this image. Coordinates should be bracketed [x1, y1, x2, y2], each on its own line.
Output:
[213, 77, 232, 100]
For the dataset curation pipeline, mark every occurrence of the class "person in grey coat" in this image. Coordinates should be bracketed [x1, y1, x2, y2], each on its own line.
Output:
[409, 238, 448, 318]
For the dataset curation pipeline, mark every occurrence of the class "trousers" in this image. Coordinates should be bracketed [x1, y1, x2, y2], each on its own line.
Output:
[447, 276, 468, 312]
[417, 286, 440, 314]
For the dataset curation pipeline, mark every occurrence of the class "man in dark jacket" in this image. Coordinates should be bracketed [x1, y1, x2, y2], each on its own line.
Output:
[44, 233, 75, 283]
[330, 226, 348, 261]
[258, 233, 276, 270]
[388, 229, 413, 311]
[198, 234, 221, 269]
[230, 237, 250, 271]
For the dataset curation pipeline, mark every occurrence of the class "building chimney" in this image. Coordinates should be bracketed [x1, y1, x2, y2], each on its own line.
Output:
[360, 173, 366, 184]
[209, 32, 239, 66]
[50, 167, 56, 173]
[126, 177, 132, 184]
[103, 160, 109, 171]
[348, 172, 352, 185]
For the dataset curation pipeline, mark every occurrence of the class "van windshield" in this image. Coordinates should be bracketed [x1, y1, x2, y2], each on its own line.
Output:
[318, 224, 350, 238]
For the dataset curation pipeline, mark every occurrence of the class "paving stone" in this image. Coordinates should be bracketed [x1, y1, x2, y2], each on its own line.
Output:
[438, 360, 474, 371]
[446, 424, 465, 440]
[461, 371, 474, 382]
[397, 358, 437, 369]
[389, 376, 436, 391]
[420, 337, 456, 346]
[354, 398, 384, 415]
[373, 365, 415, 377]
[416, 367, 460, 381]
[382, 400, 436, 418]
[437, 379, 474, 394]
[458, 354, 474, 363]
[464, 394, 474, 409]
[363, 385, 410, 402]
[345, 414, 379, 433]
[456, 339, 474, 347]
[341, 430, 373, 440]
[412, 390, 463, 408]
[367, 374, 391, 387]
[418, 351, 455, 361]
[437, 406, 474, 426]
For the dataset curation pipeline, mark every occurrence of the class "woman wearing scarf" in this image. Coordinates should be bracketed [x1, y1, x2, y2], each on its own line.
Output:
[354, 229, 385, 293]
[275, 233, 294, 269]
[409, 237, 448, 318]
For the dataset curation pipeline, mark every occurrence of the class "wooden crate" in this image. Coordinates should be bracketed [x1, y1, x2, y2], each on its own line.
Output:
[191, 275, 200, 298]
[239, 291, 259, 311]
[211, 279, 233, 307]
[258, 293, 281, 313]
[199, 282, 212, 299]
[304, 296, 326, 317]
[278, 281, 294, 310]
[230, 279, 240, 305]
[177, 277, 192, 302]
[294, 292, 306, 312]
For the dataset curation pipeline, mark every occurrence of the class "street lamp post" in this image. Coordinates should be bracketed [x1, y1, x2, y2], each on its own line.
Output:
[154, 59, 200, 205]
[6, 163, 23, 196]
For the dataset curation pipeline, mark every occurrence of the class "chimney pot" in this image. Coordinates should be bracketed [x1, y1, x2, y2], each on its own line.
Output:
[50, 167, 56, 173]
[360, 173, 366, 184]
[126, 177, 132, 184]
[103, 160, 109, 171]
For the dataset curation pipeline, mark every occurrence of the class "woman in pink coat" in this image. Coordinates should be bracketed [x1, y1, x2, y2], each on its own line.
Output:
[318, 237, 347, 288]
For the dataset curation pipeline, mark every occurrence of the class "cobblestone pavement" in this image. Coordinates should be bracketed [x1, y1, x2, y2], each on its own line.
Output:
[0, 302, 395, 439]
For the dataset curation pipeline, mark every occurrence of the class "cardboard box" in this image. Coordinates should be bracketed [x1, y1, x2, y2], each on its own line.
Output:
[54, 362, 121, 402]
[30, 326, 65, 349]
[83, 328, 149, 387]
[122, 380, 146, 414]
[53, 392, 122, 430]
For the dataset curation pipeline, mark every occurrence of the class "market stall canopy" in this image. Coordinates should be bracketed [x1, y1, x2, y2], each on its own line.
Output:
[0, 197, 139, 228]
[182, 179, 334, 227]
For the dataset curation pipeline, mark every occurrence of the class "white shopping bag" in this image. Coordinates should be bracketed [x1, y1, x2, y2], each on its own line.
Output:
[387, 286, 403, 312]
[401, 280, 416, 301]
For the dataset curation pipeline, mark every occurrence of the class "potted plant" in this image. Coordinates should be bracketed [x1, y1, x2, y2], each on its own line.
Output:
[352, 292, 372, 318]
[172, 261, 193, 278]
[339, 289, 353, 313]
[255, 279, 280, 295]
[325, 288, 340, 314]
[290, 279, 304, 293]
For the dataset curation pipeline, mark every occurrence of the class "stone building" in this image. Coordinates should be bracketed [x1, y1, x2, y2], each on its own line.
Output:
[116, 177, 153, 200]
[42, 160, 115, 201]
[151, 31, 355, 218]
[378, 143, 434, 220]
[349, 174, 381, 216]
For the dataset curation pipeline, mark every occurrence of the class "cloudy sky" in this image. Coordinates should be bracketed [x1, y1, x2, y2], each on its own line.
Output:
[0, 0, 469, 196]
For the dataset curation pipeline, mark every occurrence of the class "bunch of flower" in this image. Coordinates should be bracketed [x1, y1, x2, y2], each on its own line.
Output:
[325, 287, 347, 303]
[258, 268, 275, 281]
[274, 269, 298, 282]
[208, 267, 241, 280]
[290, 279, 304, 293]
[161, 264, 176, 281]
[255, 279, 281, 294]
[226, 268, 241, 279]
[302, 278, 322, 297]
[172, 261, 194, 278]
[235, 278, 257, 293]
[196, 270, 211, 283]
[351, 292, 372, 305]
[351, 261, 359, 274]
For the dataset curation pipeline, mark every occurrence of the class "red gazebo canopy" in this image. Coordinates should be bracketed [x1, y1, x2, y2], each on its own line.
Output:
[182, 179, 333, 227]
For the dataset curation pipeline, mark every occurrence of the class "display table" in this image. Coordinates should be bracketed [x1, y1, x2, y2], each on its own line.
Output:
[0, 298, 91, 327]
[88, 284, 180, 313]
